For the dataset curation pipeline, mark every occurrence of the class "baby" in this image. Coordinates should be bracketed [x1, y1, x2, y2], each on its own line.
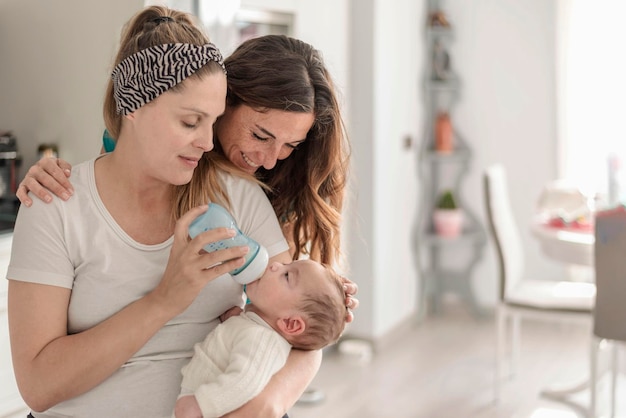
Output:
[174, 259, 348, 418]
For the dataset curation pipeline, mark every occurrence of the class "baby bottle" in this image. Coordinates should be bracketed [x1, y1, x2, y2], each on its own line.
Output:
[188, 203, 269, 285]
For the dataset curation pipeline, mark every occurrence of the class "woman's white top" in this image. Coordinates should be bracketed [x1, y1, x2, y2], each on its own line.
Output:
[7, 157, 289, 418]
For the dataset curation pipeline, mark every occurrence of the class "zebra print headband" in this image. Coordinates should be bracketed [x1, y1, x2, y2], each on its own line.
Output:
[111, 43, 226, 115]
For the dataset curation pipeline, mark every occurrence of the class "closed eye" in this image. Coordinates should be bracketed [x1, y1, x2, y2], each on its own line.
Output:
[182, 116, 202, 129]
[253, 132, 269, 141]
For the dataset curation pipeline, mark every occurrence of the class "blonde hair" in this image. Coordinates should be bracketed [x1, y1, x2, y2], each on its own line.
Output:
[172, 151, 264, 218]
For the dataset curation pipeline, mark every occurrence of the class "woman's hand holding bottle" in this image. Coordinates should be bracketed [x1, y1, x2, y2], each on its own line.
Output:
[148, 205, 249, 317]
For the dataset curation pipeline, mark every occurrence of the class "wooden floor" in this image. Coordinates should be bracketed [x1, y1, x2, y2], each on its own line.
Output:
[289, 303, 626, 418]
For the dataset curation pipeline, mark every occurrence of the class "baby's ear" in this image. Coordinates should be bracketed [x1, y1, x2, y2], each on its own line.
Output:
[277, 316, 306, 336]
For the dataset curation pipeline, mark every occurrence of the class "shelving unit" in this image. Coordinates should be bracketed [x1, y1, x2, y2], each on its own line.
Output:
[416, 1, 486, 318]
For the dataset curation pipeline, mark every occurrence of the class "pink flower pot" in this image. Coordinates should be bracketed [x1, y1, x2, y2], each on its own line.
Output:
[433, 209, 463, 238]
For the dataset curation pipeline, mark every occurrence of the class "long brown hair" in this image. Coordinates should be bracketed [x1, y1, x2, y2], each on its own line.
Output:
[221, 35, 350, 266]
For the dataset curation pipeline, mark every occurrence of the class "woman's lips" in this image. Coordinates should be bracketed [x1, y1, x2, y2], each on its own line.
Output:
[180, 155, 200, 168]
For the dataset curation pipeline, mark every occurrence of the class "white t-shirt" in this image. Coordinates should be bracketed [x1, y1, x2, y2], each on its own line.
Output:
[7, 157, 289, 418]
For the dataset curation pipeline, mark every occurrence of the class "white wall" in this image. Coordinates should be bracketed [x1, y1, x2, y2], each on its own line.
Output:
[371, 0, 423, 338]
[0, 0, 145, 170]
[344, 0, 424, 340]
[446, 0, 564, 308]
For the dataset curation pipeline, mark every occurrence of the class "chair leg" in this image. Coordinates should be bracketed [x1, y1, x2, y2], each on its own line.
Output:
[590, 336, 600, 418]
[511, 314, 521, 378]
[609, 342, 618, 418]
[495, 306, 511, 403]
[495, 306, 504, 403]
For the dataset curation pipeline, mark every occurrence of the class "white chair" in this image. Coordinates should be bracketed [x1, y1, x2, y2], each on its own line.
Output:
[483, 164, 596, 402]
[591, 208, 626, 418]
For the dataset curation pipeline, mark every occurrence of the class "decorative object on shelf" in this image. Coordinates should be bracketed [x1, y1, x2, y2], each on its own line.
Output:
[434, 112, 453, 153]
[433, 190, 463, 238]
[415, 0, 486, 319]
[432, 39, 451, 81]
[428, 10, 450, 27]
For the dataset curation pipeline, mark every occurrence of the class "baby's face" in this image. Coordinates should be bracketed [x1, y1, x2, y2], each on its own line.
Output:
[244, 259, 331, 315]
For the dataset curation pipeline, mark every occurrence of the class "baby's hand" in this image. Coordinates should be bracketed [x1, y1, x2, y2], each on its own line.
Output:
[220, 306, 243, 323]
[174, 395, 202, 418]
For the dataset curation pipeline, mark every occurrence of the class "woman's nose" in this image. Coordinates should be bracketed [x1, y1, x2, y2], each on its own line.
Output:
[262, 144, 284, 170]
[263, 144, 292, 170]
[194, 126, 214, 152]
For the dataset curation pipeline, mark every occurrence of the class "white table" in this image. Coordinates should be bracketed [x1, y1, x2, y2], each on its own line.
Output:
[530, 222, 597, 416]
[530, 222, 594, 267]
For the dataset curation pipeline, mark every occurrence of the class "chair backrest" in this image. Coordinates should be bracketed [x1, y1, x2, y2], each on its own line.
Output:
[483, 164, 525, 301]
[594, 207, 626, 341]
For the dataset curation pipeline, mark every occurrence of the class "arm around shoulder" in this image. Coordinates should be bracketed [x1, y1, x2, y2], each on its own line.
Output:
[16, 157, 73, 207]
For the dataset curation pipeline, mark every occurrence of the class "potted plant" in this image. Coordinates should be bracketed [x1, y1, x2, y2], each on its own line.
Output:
[433, 189, 463, 238]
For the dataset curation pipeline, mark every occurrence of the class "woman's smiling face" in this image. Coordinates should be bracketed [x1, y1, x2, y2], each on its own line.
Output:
[215, 104, 314, 174]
